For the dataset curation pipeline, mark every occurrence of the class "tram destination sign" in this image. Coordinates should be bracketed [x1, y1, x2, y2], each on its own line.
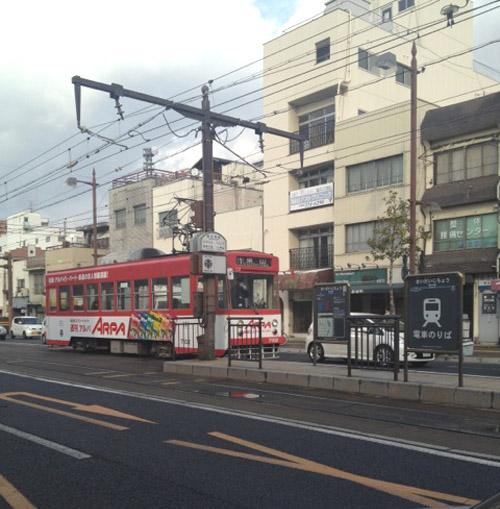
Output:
[313, 283, 350, 342]
[405, 272, 463, 352]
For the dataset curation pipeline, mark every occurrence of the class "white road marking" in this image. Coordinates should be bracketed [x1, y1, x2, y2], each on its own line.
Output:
[101, 373, 135, 378]
[0, 423, 91, 460]
[85, 371, 117, 375]
[161, 381, 180, 386]
[0, 368, 499, 468]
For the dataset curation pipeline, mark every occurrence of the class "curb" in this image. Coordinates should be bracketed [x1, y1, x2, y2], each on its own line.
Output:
[163, 363, 500, 411]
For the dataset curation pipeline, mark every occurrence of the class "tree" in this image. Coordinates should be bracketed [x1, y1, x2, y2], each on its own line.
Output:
[367, 190, 426, 315]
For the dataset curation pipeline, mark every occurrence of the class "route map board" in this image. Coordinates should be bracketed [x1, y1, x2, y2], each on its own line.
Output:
[405, 272, 463, 352]
[313, 283, 350, 341]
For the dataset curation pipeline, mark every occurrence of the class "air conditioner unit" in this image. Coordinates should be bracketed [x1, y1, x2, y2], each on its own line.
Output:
[423, 223, 431, 233]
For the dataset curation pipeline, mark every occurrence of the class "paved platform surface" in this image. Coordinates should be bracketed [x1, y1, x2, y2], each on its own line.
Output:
[164, 357, 500, 411]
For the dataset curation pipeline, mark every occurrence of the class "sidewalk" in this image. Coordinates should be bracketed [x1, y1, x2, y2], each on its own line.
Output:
[163, 357, 500, 411]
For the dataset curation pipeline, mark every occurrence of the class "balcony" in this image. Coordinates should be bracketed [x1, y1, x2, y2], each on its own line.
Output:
[290, 124, 334, 155]
[289, 245, 333, 271]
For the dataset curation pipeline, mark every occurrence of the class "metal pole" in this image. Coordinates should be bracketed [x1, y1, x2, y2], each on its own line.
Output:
[258, 318, 263, 370]
[409, 41, 418, 275]
[200, 85, 216, 360]
[7, 253, 13, 327]
[227, 318, 232, 368]
[394, 318, 399, 382]
[92, 168, 98, 266]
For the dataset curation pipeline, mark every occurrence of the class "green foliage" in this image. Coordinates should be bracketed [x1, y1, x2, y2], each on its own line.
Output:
[367, 190, 411, 264]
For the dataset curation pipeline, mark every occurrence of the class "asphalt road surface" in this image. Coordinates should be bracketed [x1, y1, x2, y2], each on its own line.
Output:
[0, 340, 499, 508]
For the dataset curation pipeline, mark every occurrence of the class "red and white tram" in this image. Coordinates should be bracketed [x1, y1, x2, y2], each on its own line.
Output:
[45, 250, 284, 357]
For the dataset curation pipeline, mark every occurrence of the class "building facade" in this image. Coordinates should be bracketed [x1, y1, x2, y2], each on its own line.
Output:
[261, 0, 499, 336]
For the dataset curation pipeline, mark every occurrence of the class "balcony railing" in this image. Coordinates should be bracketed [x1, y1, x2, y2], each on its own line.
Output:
[290, 124, 334, 154]
[289, 245, 333, 270]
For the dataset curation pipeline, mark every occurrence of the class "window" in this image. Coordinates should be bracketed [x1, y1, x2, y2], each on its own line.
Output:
[296, 164, 333, 189]
[398, 0, 415, 11]
[16, 278, 25, 290]
[33, 273, 44, 295]
[158, 209, 178, 238]
[347, 154, 403, 193]
[72, 285, 84, 311]
[298, 106, 335, 148]
[346, 221, 376, 252]
[358, 48, 382, 74]
[117, 281, 131, 310]
[290, 226, 333, 270]
[115, 209, 126, 229]
[46, 236, 51, 242]
[172, 277, 190, 309]
[59, 286, 70, 311]
[434, 214, 497, 252]
[87, 284, 99, 311]
[152, 278, 168, 309]
[435, 142, 498, 184]
[395, 63, 411, 86]
[315, 38, 330, 64]
[217, 277, 227, 308]
[134, 204, 146, 225]
[231, 275, 276, 309]
[101, 282, 114, 310]
[134, 280, 149, 310]
[382, 6, 392, 21]
[49, 288, 57, 312]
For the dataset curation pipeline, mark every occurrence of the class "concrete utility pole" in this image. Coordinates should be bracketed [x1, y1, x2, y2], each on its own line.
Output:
[1, 253, 13, 326]
[409, 41, 418, 275]
[71, 76, 304, 360]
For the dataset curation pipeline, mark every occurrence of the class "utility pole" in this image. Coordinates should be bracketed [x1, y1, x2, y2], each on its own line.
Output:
[71, 76, 304, 360]
[92, 168, 98, 267]
[409, 41, 418, 275]
[1, 253, 13, 326]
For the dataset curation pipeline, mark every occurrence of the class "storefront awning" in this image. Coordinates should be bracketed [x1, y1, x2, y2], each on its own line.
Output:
[279, 269, 333, 291]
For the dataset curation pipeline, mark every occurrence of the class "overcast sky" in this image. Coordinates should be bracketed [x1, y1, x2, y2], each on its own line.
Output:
[0, 0, 498, 231]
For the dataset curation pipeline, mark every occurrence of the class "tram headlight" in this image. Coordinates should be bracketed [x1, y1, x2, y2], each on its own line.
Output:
[272, 319, 278, 327]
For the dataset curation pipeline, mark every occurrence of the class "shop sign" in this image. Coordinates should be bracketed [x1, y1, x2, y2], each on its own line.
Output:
[289, 182, 333, 212]
[335, 268, 387, 287]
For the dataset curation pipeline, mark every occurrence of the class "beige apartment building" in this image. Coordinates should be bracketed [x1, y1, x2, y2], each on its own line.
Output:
[261, 0, 499, 336]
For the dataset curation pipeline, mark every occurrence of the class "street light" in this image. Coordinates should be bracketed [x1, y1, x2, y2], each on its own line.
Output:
[66, 168, 98, 266]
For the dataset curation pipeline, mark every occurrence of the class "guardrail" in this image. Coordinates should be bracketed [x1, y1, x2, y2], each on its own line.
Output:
[227, 317, 264, 369]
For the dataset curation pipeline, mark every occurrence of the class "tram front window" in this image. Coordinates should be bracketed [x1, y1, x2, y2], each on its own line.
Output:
[232, 275, 275, 309]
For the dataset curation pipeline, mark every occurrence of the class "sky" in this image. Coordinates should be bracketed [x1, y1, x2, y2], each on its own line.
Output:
[0, 0, 498, 232]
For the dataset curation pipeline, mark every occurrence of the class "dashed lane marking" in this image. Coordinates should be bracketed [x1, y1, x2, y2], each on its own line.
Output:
[0, 423, 90, 460]
[101, 373, 135, 379]
[161, 381, 180, 386]
[85, 371, 117, 376]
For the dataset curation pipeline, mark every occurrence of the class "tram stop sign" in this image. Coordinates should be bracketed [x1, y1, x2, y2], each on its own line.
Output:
[405, 272, 463, 352]
[313, 283, 350, 341]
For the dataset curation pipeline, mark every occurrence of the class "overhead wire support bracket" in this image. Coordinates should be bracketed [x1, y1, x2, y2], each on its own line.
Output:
[71, 75, 305, 168]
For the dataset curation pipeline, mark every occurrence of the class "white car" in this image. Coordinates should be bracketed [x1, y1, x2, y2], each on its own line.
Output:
[305, 313, 435, 366]
[10, 316, 43, 339]
[0, 325, 7, 340]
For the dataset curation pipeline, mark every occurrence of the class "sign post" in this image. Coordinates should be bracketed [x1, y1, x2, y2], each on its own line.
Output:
[405, 272, 464, 386]
[312, 283, 350, 368]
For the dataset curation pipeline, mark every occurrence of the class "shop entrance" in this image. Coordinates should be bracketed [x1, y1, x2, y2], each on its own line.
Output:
[292, 300, 312, 333]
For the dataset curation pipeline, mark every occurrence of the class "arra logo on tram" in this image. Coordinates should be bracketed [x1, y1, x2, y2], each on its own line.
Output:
[45, 250, 284, 358]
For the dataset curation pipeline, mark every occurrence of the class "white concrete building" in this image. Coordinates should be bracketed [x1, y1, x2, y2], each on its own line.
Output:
[261, 0, 499, 336]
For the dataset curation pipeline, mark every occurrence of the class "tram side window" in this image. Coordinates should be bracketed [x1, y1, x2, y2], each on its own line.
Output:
[172, 276, 190, 309]
[118, 281, 131, 310]
[217, 277, 226, 308]
[134, 280, 149, 310]
[101, 282, 114, 310]
[49, 288, 57, 312]
[72, 285, 84, 311]
[87, 284, 99, 310]
[153, 278, 168, 309]
[59, 286, 70, 311]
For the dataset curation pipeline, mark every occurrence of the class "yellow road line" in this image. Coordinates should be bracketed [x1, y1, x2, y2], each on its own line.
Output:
[0, 474, 36, 509]
[167, 432, 479, 508]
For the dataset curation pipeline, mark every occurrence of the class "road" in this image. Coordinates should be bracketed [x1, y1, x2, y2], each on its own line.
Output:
[0, 340, 499, 508]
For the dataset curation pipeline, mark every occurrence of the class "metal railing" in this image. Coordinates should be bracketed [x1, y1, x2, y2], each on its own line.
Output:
[347, 315, 400, 381]
[227, 317, 264, 369]
[290, 124, 334, 154]
[289, 245, 333, 270]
